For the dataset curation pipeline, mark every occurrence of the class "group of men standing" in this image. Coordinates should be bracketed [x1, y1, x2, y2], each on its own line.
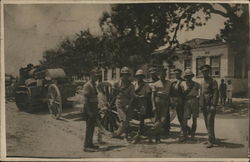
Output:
[81, 64, 219, 152]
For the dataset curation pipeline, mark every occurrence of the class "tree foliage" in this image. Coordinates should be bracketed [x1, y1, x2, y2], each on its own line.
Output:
[41, 30, 101, 76]
[40, 3, 249, 76]
[100, 3, 248, 55]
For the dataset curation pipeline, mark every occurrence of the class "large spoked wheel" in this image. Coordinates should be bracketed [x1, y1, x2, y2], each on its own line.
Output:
[97, 81, 120, 132]
[47, 84, 62, 119]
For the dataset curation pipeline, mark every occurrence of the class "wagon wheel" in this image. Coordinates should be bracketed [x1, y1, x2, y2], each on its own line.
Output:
[97, 81, 120, 132]
[47, 84, 62, 119]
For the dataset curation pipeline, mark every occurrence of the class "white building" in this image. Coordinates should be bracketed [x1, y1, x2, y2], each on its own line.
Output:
[153, 38, 248, 96]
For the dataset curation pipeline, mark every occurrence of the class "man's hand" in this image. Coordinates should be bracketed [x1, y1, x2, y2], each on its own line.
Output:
[210, 105, 215, 111]
[125, 105, 129, 110]
[152, 106, 156, 113]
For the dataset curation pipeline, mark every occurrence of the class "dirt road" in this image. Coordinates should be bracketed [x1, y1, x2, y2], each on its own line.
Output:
[6, 99, 248, 158]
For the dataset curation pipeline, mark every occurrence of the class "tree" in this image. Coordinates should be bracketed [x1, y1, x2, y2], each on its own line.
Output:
[99, 3, 248, 62]
[202, 3, 249, 77]
[41, 29, 101, 77]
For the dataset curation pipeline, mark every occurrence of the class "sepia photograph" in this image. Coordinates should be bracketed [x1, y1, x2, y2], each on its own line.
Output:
[2, 0, 249, 160]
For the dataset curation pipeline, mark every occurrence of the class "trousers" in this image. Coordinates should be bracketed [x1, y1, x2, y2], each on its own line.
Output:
[172, 97, 184, 131]
[115, 105, 133, 137]
[202, 106, 216, 143]
[83, 103, 98, 148]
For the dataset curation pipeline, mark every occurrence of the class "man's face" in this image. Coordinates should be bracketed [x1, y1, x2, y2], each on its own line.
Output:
[185, 76, 192, 81]
[136, 75, 144, 81]
[202, 70, 209, 77]
[175, 72, 181, 79]
[151, 73, 157, 79]
[160, 70, 166, 80]
[121, 74, 130, 81]
[91, 75, 99, 82]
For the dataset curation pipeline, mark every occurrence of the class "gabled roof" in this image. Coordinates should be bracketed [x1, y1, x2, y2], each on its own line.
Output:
[152, 38, 227, 55]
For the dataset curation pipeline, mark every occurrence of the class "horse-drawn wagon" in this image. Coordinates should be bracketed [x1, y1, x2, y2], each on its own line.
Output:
[15, 65, 77, 119]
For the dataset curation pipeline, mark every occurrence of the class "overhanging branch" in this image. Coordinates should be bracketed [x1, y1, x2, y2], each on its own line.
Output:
[206, 4, 229, 18]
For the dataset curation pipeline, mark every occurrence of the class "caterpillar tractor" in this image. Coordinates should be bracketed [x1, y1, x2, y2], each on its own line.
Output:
[15, 64, 77, 119]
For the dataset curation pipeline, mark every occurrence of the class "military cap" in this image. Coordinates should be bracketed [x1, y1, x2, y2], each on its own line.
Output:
[120, 66, 130, 75]
[90, 68, 101, 76]
[174, 68, 182, 74]
[184, 68, 194, 78]
[135, 69, 145, 77]
[149, 67, 158, 74]
[199, 64, 211, 72]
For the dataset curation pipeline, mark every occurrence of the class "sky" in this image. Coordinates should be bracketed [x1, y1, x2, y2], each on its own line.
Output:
[4, 4, 227, 76]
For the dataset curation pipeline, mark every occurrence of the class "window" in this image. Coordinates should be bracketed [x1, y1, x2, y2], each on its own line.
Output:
[196, 57, 206, 77]
[104, 69, 108, 81]
[184, 59, 192, 70]
[210, 56, 220, 77]
[112, 68, 116, 80]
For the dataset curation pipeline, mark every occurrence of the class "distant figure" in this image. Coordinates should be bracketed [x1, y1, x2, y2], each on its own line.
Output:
[227, 80, 233, 106]
[219, 79, 227, 106]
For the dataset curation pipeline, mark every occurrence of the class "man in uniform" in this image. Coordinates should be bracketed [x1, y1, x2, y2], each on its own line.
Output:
[82, 68, 101, 152]
[112, 67, 135, 141]
[170, 68, 185, 140]
[151, 67, 172, 143]
[181, 69, 201, 141]
[132, 69, 151, 143]
[199, 64, 219, 148]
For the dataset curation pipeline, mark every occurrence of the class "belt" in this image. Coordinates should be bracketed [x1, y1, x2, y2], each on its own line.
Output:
[156, 93, 169, 98]
[88, 98, 98, 103]
[184, 96, 198, 100]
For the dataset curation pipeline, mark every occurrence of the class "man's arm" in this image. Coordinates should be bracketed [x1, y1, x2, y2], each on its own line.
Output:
[151, 84, 157, 112]
[212, 80, 219, 107]
[127, 84, 135, 109]
[199, 81, 204, 109]
[80, 84, 90, 113]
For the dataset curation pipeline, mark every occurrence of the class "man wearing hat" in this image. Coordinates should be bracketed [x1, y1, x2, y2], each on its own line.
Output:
[151, 67, 172, 143]
[181, 69, 201, 142]
[132, 69, 151, 143]
[149, 67, 160, 83]
[169, 68, 185, 140]
[199, 64, 219, 148]
[82, 68, 101, 152]
[112, 67, 135, 141]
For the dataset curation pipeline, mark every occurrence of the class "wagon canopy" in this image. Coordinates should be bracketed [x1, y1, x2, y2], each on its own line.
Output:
[45, 68, 66, 80]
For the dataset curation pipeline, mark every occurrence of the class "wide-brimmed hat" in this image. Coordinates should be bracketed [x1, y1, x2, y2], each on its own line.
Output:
[120, 67, 130, 75]
[135, 69, 145, 77]
[184, 69, 194, 78]
[200, 64, 211, 72]
[174, 68, 182, 74]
